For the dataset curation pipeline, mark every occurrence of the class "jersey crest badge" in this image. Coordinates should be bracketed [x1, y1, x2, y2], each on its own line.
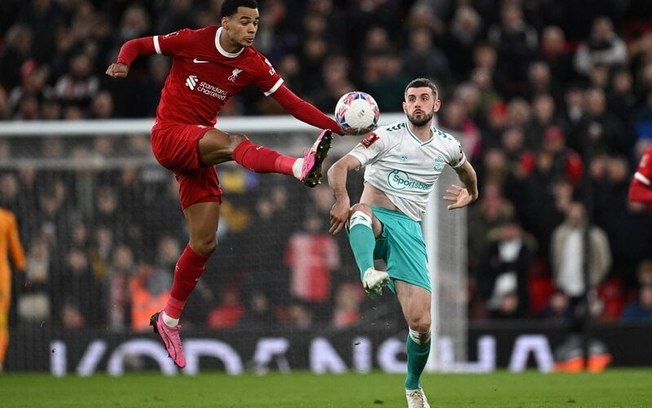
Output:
[228, 68, 243, 82]
[361, 132, 379, 148]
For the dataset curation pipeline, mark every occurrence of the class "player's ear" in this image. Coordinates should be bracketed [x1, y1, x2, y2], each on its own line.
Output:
[433, 98, 441, 113]
[402, 101, 408, 114]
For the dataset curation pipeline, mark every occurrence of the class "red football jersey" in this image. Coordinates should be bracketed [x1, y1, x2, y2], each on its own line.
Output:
[152, 26, 283, 125]
[629, 147, 652, 206]
[634, 147, 652, 184]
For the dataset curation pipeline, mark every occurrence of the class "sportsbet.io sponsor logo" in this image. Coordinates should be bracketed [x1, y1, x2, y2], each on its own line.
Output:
[387, 170, 431, 191]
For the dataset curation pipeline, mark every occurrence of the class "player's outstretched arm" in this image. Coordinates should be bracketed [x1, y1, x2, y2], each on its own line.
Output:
[106, 37, 158, 79]
[445, 161, 479, 210]
[271, 85, 343, 135]
[327, 155, 361, 234]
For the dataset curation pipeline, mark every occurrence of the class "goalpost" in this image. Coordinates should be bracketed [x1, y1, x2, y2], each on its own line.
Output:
[0, 115, 467, 372]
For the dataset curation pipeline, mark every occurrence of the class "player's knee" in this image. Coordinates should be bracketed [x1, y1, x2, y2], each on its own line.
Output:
[408, 315, 431, 335]
[229, 133, 249, 150]
[191, 237, 218, 256]
[350, 203, 372, 215]
[349, 204, 373, 228]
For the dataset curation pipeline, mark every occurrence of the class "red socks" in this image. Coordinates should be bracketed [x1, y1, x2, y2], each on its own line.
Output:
[232, 139, 294, 175]
[164, 245, 209, 319]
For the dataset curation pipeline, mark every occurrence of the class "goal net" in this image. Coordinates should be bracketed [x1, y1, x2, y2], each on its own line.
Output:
[1, 115, 466, 373]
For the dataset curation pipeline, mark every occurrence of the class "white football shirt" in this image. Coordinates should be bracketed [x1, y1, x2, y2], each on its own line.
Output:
[348, 121, 466, 221]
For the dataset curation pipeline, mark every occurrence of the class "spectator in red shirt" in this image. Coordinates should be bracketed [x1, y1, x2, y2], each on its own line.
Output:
[628, 146, 652, 208]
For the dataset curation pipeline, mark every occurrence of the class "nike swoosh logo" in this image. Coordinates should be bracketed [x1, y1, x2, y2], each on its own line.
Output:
[193, 58, 209, 64]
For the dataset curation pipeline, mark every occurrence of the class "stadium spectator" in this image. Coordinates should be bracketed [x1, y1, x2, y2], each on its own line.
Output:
[550, 201, 612, 317]
[106, 244, 135, 331]
[156, 0, 197, 34]
[574, 16, 628, 77]
[593, 155, 631, 231]
[54, 53, 100, 115]
[439, 4, 484, 83]
[284, 302, 313, 329]
[574, 87, 632, 159]
[477, 218, 536, 319]
[309, 54, 356, 113]
[620, 285, 652, 322]
[284, 212, 340, 322]
[468, 67, 502, 123]
[401, 27, 452, 88]
[438, 93, 482, 164]
[559, 83, 586, 148]
[128, 261, 169, 332]
[105, 0, 347, 368]
[0, 24, 32, 92]
[206, 286, 245, 329]
[487, 1, 538, 98]
[330, 281, 364, 328]
[607, 67, 637, 129]
[536, 288, 573, 322]
[539, 25, 577, 88]
[240, 289, 276, 328]
[365, 51, 412, 112]
[628, 145, 652, 208]
[327, 78, 478, 408]
[467, 180, 515, 282]
[17, 236, 51, 326]
[524, 93, 561, 149]
[524, 61, 562, 104]
[54, 247, 103, 328]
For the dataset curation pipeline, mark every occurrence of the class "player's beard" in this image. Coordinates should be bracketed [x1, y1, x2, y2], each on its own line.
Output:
[407, 110, 434, 128]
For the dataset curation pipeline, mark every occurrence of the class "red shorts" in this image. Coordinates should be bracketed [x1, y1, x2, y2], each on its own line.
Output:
[151, 121, 223, 209]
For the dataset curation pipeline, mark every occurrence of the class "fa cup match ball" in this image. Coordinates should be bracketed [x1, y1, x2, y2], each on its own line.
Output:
[335, 91, 380, 135]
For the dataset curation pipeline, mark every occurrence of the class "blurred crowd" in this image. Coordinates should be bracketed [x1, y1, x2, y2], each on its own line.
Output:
[2, 0, 652, 331]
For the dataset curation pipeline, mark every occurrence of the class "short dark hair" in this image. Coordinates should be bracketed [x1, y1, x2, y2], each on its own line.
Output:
[221, 0, 259, 18]
[404, 78, 439, 100]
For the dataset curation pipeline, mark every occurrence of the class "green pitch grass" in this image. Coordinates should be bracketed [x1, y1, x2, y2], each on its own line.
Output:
[2, 369, 651, 407]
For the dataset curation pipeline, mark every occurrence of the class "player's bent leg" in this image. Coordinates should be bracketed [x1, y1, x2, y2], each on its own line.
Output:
[396, 281, 432, 406]
[300, 129, 333, 187]
[198, 129, 244, 165]
[347, 205, 387, 296]
[152, 201, 221, 369]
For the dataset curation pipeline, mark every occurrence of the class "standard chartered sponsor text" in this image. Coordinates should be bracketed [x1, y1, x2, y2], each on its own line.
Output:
[198, 82, 228, 100]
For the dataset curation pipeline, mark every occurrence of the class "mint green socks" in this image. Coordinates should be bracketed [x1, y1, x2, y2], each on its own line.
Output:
[347, 212, 376, 281]
[405, 332, 431, 390]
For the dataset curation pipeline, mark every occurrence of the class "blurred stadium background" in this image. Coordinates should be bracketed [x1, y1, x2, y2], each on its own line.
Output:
[1, 0, 652, 377]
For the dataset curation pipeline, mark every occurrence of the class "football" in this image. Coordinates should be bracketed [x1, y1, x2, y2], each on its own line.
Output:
[334, 91, 380, 135]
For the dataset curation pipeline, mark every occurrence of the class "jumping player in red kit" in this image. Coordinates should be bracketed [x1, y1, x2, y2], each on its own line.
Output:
[629, 146, 652, 208]
[106, 0, 345, 368]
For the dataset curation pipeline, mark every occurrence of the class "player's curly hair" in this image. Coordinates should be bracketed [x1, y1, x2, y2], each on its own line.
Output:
[221, 0, 259, 18]
[405, 78, 439, 100]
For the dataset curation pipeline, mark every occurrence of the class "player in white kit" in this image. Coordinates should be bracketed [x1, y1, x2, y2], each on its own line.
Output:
[327, 78, 479, 408]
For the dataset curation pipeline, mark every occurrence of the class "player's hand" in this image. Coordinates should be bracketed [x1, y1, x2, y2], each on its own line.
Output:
[329, 199, 351, 235]
[443, 184, 474, 210]
[106, 63, 129, 78]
